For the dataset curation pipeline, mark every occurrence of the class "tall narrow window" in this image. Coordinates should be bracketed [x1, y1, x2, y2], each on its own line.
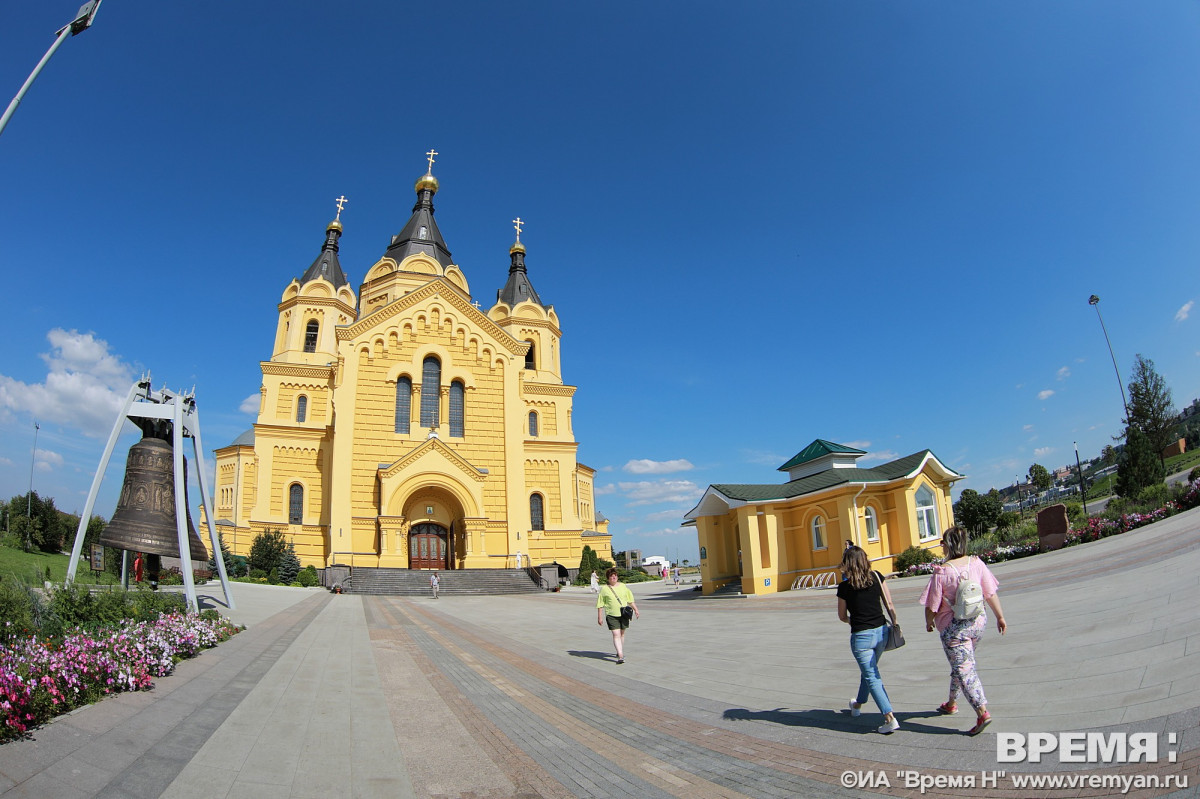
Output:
[449, 381, 465, 437]
[524, 340, 536, 370]
[528, 411, 539, 437]
[864, 506, 879, 542]
[530, 494, 544, 531]
[289, 484, 303, 525]
[811, 516, 826, 550]
[420, 356, 440, 428]
[296, 395, 307, 423]
[395, 377, 411, 434]
[303, 320, 319, 353]
[915, 485, 939, 541]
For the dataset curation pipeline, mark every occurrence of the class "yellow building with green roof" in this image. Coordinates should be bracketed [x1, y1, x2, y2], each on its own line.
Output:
[685, 440, 961, 595]
[211, 158, 611, 577]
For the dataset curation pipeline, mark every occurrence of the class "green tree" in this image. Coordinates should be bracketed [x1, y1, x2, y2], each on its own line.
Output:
[954, 488, 1004, 537]
[1115, 426, 1165, 498]
[5, 492, 68, 553]
[278, 541, 301, 584]
[209, 532, 240, 578]
[1125, 354, 1176, 466]
[248, 529, 288, 574]
[1027, 464, 1053, 493]
[1100, 445, 1117, 467]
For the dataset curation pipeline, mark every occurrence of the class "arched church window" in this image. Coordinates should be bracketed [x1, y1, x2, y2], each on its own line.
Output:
[524, 340, 536, 370]
[420, 356, 440, 428]
[811, 516, 826, 550]
[864, 506, 879, 542]
[449, 380, 465, 437]
[530, 494, 544, 531]
[395, 376, 411, 434]
[303, 320, 319, 353]
[289, 484, 303, 525]
[418, 225, 428, 239]
[528, 410, 538, 437]
[296, 395, 307, 423]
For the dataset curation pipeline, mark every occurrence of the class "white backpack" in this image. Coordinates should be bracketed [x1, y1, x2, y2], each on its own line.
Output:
[949, 558, 984, 621]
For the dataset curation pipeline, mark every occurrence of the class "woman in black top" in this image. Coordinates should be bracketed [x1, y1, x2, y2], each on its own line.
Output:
[836, 545, 900, 734]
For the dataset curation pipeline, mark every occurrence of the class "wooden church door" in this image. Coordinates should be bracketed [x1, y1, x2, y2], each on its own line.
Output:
[410, 522, 448, 569]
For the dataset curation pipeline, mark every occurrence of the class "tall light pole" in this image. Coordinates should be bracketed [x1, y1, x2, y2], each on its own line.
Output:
[1088, 294, 1130, 422]
[27, 422, 40, 516]
[0, 1, 104, 139]
[1074, 441, 1089, 517]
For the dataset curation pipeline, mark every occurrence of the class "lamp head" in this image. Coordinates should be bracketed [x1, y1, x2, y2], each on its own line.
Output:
[1088, 294, 1100, 306]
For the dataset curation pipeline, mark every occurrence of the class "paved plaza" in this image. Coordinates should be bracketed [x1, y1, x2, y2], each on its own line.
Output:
[1, 508, 1199, 798]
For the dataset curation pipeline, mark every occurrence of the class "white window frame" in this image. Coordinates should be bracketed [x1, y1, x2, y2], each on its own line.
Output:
[915, 485, 939, 541]
[811, 516, 826, 550]
[864, 506, 879, 542]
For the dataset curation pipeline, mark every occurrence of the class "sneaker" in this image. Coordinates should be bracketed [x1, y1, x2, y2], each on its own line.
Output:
[877, 717, 900, 735]
[967, 712, 991, 736]
[937, 702, 958, 715]
[616, 658, 625, 665]
[848, 700, 861, 717]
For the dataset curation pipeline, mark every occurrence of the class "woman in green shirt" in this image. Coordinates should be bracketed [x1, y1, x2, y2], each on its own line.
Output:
[596, 567, 639, 664]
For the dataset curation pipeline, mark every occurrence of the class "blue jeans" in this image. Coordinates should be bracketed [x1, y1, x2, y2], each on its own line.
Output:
[850, 624, 893, 715]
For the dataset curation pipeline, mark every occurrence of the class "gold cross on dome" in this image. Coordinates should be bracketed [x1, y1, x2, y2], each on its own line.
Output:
[425, 149, 438, 172]
[512, 217, 524, 241]
[334, 195, 348, 220]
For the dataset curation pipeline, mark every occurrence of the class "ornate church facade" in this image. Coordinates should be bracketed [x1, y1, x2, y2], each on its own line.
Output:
[211, 156, 611, 571]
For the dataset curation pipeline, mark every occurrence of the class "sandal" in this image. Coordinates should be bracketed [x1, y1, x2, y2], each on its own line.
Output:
[937, 702, 958, 715]
[967, 711, 991, 736]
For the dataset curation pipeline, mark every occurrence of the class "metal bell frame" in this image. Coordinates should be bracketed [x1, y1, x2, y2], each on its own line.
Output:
[66, 376, 236, 613]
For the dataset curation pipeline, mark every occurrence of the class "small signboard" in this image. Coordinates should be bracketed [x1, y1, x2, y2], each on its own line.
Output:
[90, 544, 104, 572]
[764, 577, 771, 587]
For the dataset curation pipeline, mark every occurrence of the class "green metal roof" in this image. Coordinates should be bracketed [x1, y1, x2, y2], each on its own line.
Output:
[714, 449, 957, 502]
[777, 439, 867, 471]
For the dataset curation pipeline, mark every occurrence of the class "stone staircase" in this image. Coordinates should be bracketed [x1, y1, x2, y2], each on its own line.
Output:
[341, 567, 543, 596]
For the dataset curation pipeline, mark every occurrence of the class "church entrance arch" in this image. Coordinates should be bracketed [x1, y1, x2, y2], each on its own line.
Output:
[409, 522, 449, 569]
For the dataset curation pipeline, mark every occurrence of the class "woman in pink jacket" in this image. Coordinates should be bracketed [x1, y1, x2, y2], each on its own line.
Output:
[919, 526, 1008, 736]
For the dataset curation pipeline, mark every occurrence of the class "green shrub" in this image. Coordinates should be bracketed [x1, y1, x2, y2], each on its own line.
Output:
[1189, 467, 1200, 483]
[0, 580, 39, 641]
[267, 567, 279, 585]
[249, 568, 267, 580]
[297, 565, 318, 587]
[1137, 483, 1171, 509]
[1063, 501, 1085, 527]
[248, 529, 288, 575]
[995, 511, 1020, 533]
[278, 542, 300, 585]
[894, 545, 938, 573]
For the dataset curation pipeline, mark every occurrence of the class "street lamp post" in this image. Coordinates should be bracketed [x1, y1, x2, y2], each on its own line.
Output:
[0, 1, 104, 139]
[1088, 294, 1130, 422]
[1074, 441, 1089, 517]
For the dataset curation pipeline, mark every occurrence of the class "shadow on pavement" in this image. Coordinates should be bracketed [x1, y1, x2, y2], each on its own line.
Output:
[567, 650, 617, 661]
[723, 707, 961, 735]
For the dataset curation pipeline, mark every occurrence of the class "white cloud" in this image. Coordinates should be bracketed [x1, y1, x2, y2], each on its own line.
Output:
[600, 465, 615, 472]
[643, 507, 690, 523]
[1037, 389, 1055, 400]
[617, 479, 704, 507]
[0, 457, 12, 466]
[842, 440, 871, 449]
[34, 448, 64, 472]
[1056, 366, 1070, 381]
[623, 458, 694, 475]
[1176, 300, 1193, 322]
[0, 329, 133, 436]
[626, 526, 695, 538]
[239, 393, 260, 414]
[1023, 424, 1034, 432]
[859, 449, 898, 463]
[1034, 447, 1054, 458]
[594, 484, 618, 495]
[741, 449, 785, 466]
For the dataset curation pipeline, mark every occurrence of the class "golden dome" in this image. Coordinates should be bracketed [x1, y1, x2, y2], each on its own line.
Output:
[326, 219, 343, 232]
[510, 240, 526, 255]
[415, 172, 439, 193]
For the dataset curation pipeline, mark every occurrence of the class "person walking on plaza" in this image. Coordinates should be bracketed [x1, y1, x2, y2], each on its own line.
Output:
[430, 571, 440, 599]
[919, 526, 1007, 736]
[672, 566, 681, 588]
[589, 570, 600, 593]
[837, 545, 901, 734]
[596, 567, 638, 664]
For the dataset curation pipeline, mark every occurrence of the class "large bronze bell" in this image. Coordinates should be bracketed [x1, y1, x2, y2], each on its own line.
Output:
[99, 433, 208, 562]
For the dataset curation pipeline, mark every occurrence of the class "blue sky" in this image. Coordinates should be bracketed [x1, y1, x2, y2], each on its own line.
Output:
[2, 2, 1198, 565]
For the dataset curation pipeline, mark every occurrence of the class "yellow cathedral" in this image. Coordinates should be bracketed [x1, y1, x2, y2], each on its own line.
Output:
[211, 155, 612, 576]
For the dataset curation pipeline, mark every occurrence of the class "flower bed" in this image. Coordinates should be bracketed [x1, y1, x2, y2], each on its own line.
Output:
[899, 480, 1200, 578]
[0, 612, 240, 741]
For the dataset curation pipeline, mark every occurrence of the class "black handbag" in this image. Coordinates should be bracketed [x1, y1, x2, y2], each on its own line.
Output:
[620, 604, 635, 621]
[884, 623, 905, 651]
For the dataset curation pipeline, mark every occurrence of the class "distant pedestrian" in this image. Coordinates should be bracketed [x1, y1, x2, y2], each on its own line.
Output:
[920, 526, 1007, 736]
[133, 552, 144, 583]
[430, 571, 440, 599]
[837, 545, 900, 734]
[672, 566, 681, 588]
[589, 571, 599, 593]
[596, 567, 638, 663]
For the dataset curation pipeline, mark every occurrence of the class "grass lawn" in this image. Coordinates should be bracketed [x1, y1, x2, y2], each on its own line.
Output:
[0, 546, 122, 586]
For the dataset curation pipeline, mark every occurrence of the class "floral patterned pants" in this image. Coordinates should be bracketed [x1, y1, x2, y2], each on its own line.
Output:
[939, 615, 987, 711]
